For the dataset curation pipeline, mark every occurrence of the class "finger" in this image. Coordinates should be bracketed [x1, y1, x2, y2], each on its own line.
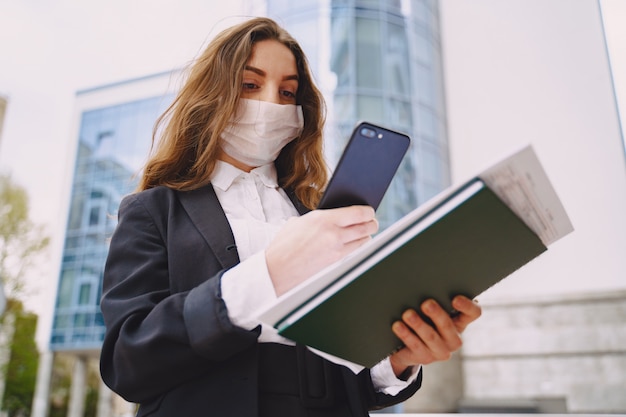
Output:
[420, 300, 463, 352]
[451, 296, 482, 332]
[400, 308, 453, 361]
[325, 205, 376, 227]
[391, 320, 436, 365]
[340, 233, 373, 254]
[338, 218, 379, 243]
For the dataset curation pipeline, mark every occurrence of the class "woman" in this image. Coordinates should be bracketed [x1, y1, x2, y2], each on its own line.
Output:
[99, 17, 481, 417]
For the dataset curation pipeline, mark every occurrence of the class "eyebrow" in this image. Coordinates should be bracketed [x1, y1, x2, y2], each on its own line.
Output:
[244, 65, 299, 81]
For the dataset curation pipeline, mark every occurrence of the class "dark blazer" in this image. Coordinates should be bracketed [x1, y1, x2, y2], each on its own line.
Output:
[100, 184, 421, 417]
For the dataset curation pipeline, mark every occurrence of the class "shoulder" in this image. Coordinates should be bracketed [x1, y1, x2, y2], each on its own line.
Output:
[121, 186, 178, 208]
[115, 187, 184, 230]
[118, 184, 218, 220]
[120, 185, 210, 210]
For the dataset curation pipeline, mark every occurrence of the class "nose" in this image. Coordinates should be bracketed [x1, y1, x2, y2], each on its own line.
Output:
[258, 84, 281, 104]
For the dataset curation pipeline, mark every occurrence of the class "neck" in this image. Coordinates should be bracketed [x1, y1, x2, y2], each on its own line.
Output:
[217, 149, 256, 173]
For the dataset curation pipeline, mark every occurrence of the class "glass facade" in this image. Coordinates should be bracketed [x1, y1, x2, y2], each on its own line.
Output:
[50, 0, 450, 352]
[263, 0, 450, 229]
[50, 95, 171, 351]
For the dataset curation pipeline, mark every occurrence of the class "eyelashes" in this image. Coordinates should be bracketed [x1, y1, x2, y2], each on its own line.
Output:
[241, 81, 297, 102]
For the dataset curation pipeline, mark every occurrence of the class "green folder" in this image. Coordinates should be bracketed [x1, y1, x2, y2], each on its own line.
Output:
[277, 181, 546, 368]
[259, 145, 573, 368]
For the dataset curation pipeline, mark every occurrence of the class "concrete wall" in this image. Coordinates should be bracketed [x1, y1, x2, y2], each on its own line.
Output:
[461, 290, 626, 413]
[402, 291, 626, 413]
[403, 352, 464, 413]
[407, 1, 626, 414]
[440, 0, 626, 299]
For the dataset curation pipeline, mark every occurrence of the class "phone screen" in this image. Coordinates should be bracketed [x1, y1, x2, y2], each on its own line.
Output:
[318, 122, 410, 210]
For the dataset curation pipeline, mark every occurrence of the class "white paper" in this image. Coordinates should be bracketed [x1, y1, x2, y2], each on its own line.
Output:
[478, 145, 574, 246]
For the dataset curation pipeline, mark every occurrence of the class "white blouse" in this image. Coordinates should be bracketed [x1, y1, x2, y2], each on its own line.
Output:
[214, 160, 418, 395]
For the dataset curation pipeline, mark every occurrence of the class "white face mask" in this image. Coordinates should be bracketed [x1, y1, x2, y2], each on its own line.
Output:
[220, 99, 304, 168]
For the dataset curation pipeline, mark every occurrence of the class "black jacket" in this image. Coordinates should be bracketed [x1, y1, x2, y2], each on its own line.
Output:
[100, 185, 421, 416]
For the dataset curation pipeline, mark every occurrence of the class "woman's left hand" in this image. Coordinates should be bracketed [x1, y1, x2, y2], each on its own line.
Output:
[389, 295, 482, 377]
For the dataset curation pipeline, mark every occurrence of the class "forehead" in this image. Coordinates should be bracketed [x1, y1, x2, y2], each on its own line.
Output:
[247, 39, 297, 74]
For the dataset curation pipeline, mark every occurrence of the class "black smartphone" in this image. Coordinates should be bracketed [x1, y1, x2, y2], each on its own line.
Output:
[318, 122, 410, 210]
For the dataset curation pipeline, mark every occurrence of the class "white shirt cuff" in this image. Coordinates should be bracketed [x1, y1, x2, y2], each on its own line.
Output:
[370, 357, 421, 396]
[220, 251, 277, 330]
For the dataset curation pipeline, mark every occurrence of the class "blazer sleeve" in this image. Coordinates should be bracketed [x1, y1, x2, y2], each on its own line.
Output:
[99, 193, 260, 403]
[350, 367, 423, 412]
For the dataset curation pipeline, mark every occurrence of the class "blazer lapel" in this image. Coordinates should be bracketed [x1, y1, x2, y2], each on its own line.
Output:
[177, 185, 309, 270]
[285, 188, 311, 216]
[177, 185, 240, 269]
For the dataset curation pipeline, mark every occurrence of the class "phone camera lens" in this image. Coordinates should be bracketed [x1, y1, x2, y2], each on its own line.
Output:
[361, 127, 376, 138]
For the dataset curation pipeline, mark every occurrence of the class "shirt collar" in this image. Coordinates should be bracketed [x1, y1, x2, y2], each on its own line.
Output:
[211, 160, 279, 192]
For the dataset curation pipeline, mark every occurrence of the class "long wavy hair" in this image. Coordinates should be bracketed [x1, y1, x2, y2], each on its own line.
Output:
[138, 17, 328, 209]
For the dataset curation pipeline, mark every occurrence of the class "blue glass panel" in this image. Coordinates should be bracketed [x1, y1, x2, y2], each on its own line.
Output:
[356, 17, 382, 89]
[51, 94, 172, 351]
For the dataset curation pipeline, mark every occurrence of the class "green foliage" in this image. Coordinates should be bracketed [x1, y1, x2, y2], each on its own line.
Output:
[0, 174, 49, 415]
[48, 355, 99, 417]
[48, 355, 72, 417]
[1, 300, 39, 417]
[0, 173, 50, 301]
[84, 385, 98, 417]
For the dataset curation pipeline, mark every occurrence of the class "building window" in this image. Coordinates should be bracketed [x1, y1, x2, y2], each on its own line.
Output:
[51, 93, 172, 351]
[356, 17, 382, 89]
[78, 283, 92, 306]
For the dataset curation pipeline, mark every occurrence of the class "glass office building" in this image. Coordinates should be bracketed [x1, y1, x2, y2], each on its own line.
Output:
[50, 91, 172, 352]
[51, 0, 451, 352]
[43, 1, 450, 412]
[258, 0, 450, 228]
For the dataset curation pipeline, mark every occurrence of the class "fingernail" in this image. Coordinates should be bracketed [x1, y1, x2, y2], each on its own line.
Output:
[422, 300, 435, 313]
[392, 321, 404, 334]
[403, 309, 417, 322]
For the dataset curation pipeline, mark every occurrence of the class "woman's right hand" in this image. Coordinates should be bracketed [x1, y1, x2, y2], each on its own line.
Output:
[265, 205, 378, 296]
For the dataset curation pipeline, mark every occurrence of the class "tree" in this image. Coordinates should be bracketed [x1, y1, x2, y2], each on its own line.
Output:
[1, 300, 39, 417]
[0, 173, 50, 302]
[0, 173, 50, 416]
[48, 355, 100, 417]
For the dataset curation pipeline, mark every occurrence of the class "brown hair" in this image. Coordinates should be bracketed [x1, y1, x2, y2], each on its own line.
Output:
[138, 17, 328, 209]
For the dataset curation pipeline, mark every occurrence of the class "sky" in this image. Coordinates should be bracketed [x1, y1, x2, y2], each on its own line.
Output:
[1, 0, 625, 348]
